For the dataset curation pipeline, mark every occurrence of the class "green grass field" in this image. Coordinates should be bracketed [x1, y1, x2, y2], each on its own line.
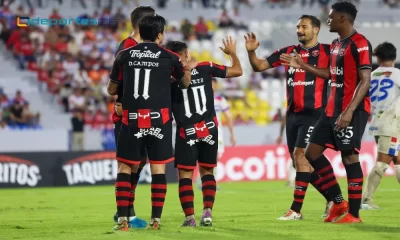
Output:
[1, 178, 400, 240]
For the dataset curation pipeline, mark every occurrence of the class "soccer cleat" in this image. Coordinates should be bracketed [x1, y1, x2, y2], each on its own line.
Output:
[128, 217, 147, 229]
[360, 202, 380, 210]
[324, 200, 348, 222]
[113, 212, 118, 223]
[200, 211, 213, 226]
[181, 218, 196, 227]
[149, 220, 160, 230]
[333, 213, 362, 223]
[322, 201, 334, 218]
[112, 220, 129, 231]
[277, 210, 303, 220]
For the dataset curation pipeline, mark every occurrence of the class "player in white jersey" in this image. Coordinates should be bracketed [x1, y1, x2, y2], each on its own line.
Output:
[196, 78, 236, 189]
[361, 42, 400, 210]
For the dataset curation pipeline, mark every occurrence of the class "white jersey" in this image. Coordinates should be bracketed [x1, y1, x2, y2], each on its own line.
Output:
[214, 95, 229, 138]
[369, 67, 400, 137]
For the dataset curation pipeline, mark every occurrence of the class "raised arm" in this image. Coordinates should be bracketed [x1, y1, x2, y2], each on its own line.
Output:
[245, 33, 270, 72]
[219, 36, 243, 77]
[280, 49, 330, 79]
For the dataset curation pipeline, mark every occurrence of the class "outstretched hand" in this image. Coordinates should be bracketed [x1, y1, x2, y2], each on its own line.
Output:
[244, 32, 260, 52]
[219, 36, 237, 55]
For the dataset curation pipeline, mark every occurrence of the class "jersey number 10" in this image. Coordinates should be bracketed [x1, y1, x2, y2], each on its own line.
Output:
[370, 78, 394, 102]
[182, 86, 207, 118]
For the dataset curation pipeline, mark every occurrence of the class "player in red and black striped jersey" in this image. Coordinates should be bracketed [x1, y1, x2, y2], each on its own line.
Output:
[107, 15, 197, 230]
[281, 1, 372, 223]
[110, 6, 155, 231]
[166, 38, 242, 227]
[245, 15, 332, 220]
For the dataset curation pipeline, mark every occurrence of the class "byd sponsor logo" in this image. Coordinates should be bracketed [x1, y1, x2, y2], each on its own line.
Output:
[0, 155, 41, 186]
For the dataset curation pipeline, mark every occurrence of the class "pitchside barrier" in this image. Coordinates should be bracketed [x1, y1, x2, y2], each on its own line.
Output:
[0, 141, 393, 188]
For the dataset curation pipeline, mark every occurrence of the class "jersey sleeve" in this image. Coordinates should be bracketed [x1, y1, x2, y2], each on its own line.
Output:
[171, 55, 185, 81]
[266, 46, 289, 68]
[351, 37, 373, 70]
[221, 97, 230, 112]
[392, 69, 400, 87]
[209, 62, 227, 78]
[109, 52, 123, 84]
[115, 40, 125, 57]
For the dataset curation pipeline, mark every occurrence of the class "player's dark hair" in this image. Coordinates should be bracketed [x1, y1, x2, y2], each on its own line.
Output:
[374, 42, 397, 61]
[331, 1, 358, 23]
[130, 6, 155, 29]
[165, 41, 188, 53]
[299, 15, 321, 29]
[139, 15, 166, 42]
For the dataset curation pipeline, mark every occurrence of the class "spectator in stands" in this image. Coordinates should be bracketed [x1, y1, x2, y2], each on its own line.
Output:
[67, 38, 80, 56]
[384, 0, 399, 7]
[194, 16, 211, 40]
[15, 5, 26, 17]
[40, 47, 61, 70]
[231, 7, 247, 30]
[272, 109, 283, 122]
[13, 35, 35, 70]
[63, 54, 80, 75]
[0, 19, 11, 43]
[22, 102, 40, 126]
[181, 19, 193, 40]
[13, 90, 26, 104]
[0, 91, 8, 108]
[49, 8, 62, 19]
[219, 9, 234, 28]
[165, 26, 183, 42]
[73, 66, 91, 88]
[68, 88, 86, 112]
[59, 82, 72, 113]
[0, 120, 8, 130]
[9, 100, 25, 126]
[71, 109, 84, 151]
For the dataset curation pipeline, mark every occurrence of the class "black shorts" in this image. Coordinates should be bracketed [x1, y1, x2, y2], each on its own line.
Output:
[116, 120, 173, 165]
[286, 110, 321, 153]
[114, 120, 122, 146]
[309, 110, 369, 152]
[174, 131, 218, 170]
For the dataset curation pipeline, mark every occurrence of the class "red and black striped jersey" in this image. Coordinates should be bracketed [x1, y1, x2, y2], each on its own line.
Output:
[326, 32, 372, 117]
[109, 42, 185, 128]
[171, 61, 227, 140]
[266, 43, 330, 113]
[112, 37, 138, 123]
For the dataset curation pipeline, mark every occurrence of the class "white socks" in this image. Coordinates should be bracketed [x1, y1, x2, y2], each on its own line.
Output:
[363, 162, 389, 203]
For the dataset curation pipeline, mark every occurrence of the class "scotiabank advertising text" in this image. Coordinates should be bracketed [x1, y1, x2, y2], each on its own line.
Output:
[211, 142, 393, 182]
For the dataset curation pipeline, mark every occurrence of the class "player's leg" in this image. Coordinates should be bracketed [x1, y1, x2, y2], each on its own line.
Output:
[113, 123, 145, 230]
[362, 136, 398, 209]
[278, 113, 305, 220]
[174, 132, 197, 227]
[333, 111, 369, 223]
[394, 154, 400, 184]
[304, 113, 346, 222]
[197, 136, 218, 227]
[286, 153, 296, 187]
[146, 121, 174, 229]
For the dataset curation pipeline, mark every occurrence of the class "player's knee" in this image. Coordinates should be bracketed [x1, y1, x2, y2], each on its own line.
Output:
[341, 150, 359, 165]
[199, 166, 214, 176]
[304, 143, 324, 162]
[118, 162, 132, 173]
[150, 163, 166, 174]
[179, 169, 194, 179]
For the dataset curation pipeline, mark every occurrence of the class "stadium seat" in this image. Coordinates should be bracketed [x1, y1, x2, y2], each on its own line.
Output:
[199, 51, 212, 62]
[190, 51, 200, 61]
[168, 20, 181, 30]
[188, 40, 201, 51]
[201, 40, 213, 51]
[233, 99, 246, 110]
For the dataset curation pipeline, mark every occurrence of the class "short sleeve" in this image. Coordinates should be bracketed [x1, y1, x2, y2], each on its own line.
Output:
[109, 53, 122, 84]
[172, 55, 185, 81]
[351, 37, 372, 70]
[221, 97, 230, 112]
[196, 62, 227, 78]
[266, 46, 289, 68]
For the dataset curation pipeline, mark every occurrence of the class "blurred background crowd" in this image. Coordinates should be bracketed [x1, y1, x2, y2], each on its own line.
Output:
[0, 0, 399, 135]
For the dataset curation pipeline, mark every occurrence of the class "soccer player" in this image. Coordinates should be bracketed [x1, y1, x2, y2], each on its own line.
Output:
[195, 78, 236, 190]
[107, 15, 196, 230]
[111, 5, 155, 228]
[166, 37, 242, 227]
[276, 113, 296, 188]
[361, 42, 400, 209]
[280, 1, 372, 223]
[245, 15, 332, 220]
